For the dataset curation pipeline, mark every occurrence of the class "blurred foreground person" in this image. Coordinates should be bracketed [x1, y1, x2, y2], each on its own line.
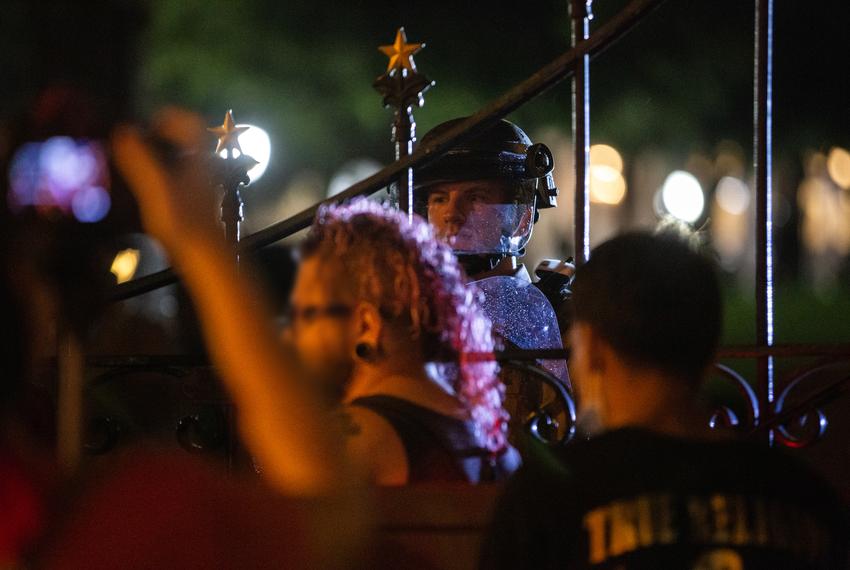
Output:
[37, 115, 366, 569]
[482, 231, 847, 569]
[0, 271, 49, 566]
[291, 198, 519, 484]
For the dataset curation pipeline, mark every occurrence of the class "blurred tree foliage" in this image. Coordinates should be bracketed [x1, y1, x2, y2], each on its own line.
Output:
[3, 1, 847, 188]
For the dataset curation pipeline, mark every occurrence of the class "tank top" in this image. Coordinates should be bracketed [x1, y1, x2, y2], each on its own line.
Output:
[349, 394, 520, 484]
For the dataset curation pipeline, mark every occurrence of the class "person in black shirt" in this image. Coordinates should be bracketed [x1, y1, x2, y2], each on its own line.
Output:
[482, 229, 848, 569]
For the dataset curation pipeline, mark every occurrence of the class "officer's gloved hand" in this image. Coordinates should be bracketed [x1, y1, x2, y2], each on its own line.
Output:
[534, 258, 575, 301]
[533, 258, 576, 345]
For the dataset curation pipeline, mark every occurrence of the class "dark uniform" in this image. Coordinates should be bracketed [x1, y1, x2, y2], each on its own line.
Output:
[414, 118, 574, 447]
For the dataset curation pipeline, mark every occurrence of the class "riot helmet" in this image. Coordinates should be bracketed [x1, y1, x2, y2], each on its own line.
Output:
[414, 118, 557, 258]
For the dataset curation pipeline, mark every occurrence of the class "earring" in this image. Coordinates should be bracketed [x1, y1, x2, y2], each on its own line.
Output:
[354, 342, 374, 362]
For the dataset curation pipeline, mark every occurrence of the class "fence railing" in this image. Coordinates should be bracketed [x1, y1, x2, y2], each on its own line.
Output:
[85, 0, 850, 455]
[109, 0, 665, 302]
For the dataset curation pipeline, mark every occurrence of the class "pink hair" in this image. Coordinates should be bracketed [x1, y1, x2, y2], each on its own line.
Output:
[302, 198, 508, 454]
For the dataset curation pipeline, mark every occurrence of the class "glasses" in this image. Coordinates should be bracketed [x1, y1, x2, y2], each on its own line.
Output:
[284, 303, 352, 327]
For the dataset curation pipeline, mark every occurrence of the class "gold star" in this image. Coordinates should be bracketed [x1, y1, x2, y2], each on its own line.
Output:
[379, 27, 424, 73]
[207, 110, 250, 156]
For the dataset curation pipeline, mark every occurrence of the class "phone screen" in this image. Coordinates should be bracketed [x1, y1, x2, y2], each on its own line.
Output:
[7, 136, 111, 223]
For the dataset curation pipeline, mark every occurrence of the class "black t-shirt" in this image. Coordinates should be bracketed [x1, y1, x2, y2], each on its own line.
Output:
[481, 428, 848, 569]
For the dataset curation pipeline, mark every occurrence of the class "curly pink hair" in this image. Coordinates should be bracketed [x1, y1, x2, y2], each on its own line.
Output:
[300, 198, 508, 454]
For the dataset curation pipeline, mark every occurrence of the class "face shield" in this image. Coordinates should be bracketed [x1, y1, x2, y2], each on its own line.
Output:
[424, 190, 536, 256]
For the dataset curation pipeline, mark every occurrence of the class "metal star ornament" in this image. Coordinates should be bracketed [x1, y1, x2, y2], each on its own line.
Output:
[379, 27, 424, 73]
[374, 28, 434, 111]
[208, 110, 250, 156]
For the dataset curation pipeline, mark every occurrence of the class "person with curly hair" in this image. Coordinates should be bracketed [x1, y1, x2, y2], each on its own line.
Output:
[291, 198, 520, 485]
[111, 112, 515, 492]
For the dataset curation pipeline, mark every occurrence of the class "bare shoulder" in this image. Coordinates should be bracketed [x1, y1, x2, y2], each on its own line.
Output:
[343, 405, 409, 485]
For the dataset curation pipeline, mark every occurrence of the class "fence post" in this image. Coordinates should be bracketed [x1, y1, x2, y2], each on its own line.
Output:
[571, 1, 593, 265]
[754, 0, 775, 443]
[374, 27, 434, 221]
[208, 110, 258, 469]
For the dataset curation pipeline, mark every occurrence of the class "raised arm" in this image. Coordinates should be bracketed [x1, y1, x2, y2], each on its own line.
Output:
[113, 119, 342, 496]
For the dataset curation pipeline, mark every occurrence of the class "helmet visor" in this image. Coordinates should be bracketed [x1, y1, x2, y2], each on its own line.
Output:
[430, 200, 534, 255]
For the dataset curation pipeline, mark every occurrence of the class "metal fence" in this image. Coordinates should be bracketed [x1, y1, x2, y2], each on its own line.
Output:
[74, 0, 850, 463]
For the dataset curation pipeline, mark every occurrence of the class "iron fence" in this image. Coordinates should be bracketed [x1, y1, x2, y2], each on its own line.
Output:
[71, 0, 850, 461]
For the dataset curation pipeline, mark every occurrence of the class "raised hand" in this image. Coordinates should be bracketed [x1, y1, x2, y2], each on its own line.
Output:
[112, 108, 220, 255]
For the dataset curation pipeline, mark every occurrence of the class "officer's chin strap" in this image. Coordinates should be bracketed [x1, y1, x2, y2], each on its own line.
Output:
[457, 254, 508, 279]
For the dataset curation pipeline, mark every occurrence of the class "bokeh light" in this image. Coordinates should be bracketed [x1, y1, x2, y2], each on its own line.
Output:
[110, 248, 141, 284]
[589, 144, 627, 205]
[660, 170, 705, 223]
[8, 137, 111, 222]
[71, 185, 111, 222]
[826, 146, 850, 189]
[799, 175, 850, 256]
[327, 158, 382, 198]
[715, 176, 750, 215]
[589, 144, 623, 172]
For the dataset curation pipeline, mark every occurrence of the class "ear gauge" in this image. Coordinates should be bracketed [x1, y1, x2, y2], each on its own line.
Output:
[354, 342, 375, 362]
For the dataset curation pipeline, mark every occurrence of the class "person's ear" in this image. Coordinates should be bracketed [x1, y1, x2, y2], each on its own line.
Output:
[351, 302, 383, 362]
[586, 326, 610, 374]
[571, 322, 607, 374]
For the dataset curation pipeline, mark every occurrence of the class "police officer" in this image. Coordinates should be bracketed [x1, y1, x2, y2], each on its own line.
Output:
[414, 117, 574, 446]
[414, 118, 558, 281]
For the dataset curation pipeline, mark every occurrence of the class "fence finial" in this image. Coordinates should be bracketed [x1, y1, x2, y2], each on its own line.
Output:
[374, 27, 435, 219]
